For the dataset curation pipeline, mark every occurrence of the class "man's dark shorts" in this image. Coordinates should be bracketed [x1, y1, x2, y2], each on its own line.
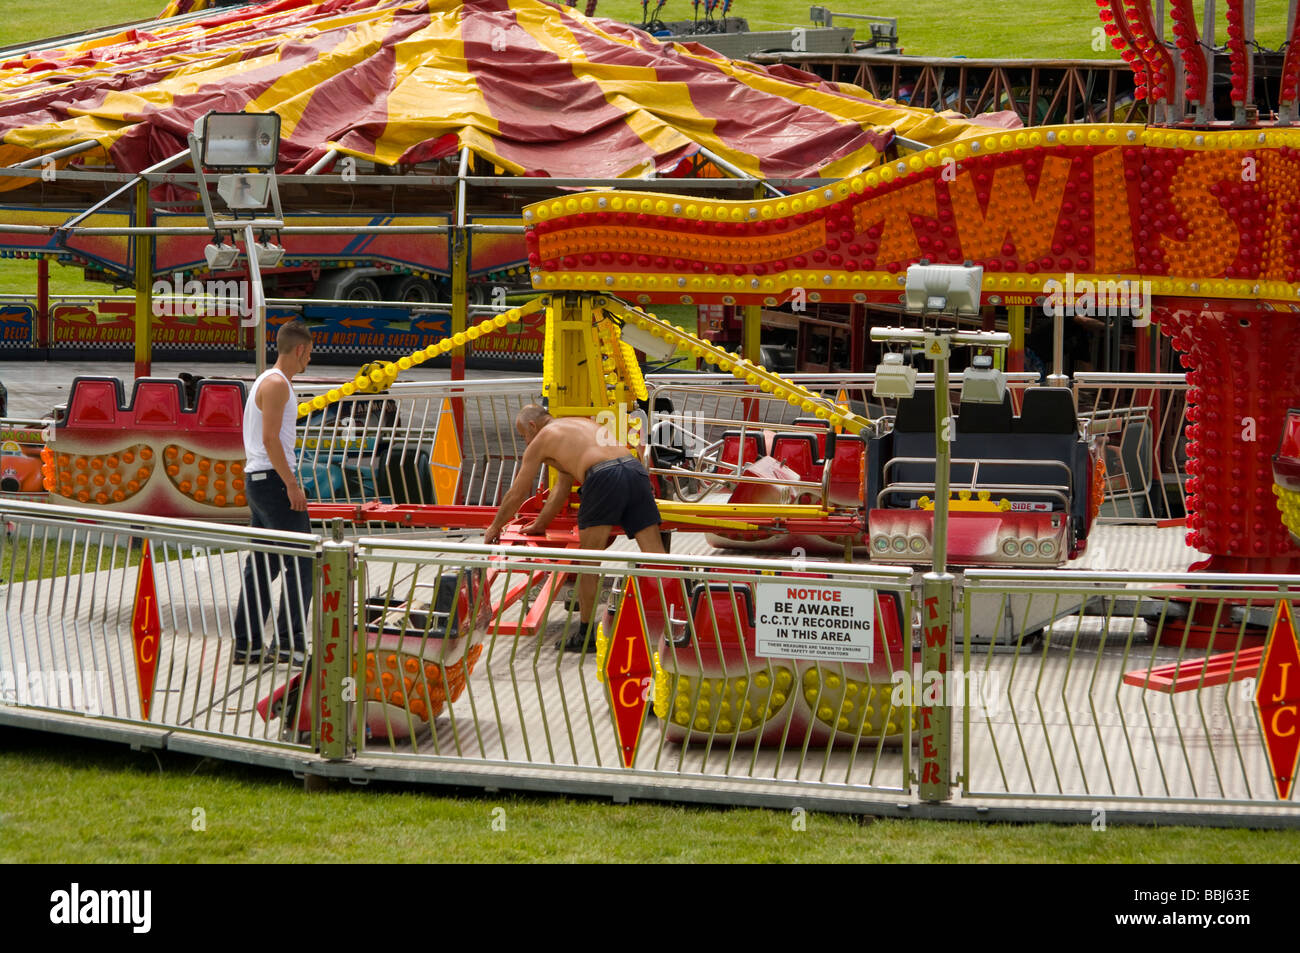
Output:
[578, 456, 661, 538]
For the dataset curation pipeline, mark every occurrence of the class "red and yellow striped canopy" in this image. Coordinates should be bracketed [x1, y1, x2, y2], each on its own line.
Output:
[0, 0, 998, 185]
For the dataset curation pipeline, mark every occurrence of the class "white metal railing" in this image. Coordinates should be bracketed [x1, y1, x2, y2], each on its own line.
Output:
[961, 567, 1300, 812]
[1073, 372, 1188, 523]
[0, 499, 321, 746]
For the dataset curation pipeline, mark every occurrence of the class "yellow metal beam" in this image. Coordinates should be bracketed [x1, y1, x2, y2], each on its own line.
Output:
[656, 501, 829, 519]
[600, 295, 874, 435]
[133, 181, 152, 379]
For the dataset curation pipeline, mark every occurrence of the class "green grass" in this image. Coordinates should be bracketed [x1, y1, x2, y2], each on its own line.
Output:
[2, 1, 1296, 859]
[0, 0, 165, 52]
[0, 259, 110, 299]
[0, 537, 142, 582]
[2, 1, 1292, 70]
[2, 729, 1296, 862]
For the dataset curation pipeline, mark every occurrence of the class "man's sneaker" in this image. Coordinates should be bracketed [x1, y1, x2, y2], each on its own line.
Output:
[275, 647, 307, 666]
[232, 646, 264, 665]
[559, 626, 596, 653]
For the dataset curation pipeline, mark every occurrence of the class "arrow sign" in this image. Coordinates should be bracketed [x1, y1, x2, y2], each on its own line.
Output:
[130, 539, 162, 721]
[340, 317, 373, 330]
[1257, 600, 1300, 800]
[604, 579, 654, 768]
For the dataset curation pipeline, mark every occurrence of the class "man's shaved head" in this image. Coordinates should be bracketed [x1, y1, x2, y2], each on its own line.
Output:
[516, 404, 552, 441]
[516, 404, 551, 429]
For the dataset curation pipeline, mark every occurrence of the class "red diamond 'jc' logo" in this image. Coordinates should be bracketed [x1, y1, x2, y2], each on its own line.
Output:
[1256, 600, 1300, 800]
[605, 580, 653, 768]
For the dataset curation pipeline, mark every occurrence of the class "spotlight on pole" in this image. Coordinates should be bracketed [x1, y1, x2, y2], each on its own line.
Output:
[203, 241, 239, 270]
[871, 351, 917, 399]
[960, 353, 1007, 404]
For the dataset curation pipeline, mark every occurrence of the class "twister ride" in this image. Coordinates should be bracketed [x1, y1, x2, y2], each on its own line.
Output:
[5, 0, 1300, 795]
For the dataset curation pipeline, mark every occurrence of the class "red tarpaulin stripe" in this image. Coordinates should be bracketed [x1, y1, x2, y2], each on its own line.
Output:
[551, 9, 885, 178]
[287, 3, 433, 169]
[462, 0, 657, 176]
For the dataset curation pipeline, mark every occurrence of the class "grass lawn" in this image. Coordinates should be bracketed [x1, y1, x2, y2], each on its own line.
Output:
[2, 1, 1297, 861]
[2, 1, 1292, 60]
[1, 535, 143, 582]
[3, 729, 1298, 863]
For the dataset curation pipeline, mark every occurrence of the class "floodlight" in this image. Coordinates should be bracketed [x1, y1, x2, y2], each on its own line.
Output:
[253, 240, 285, 268]
[904, 263, 984, 316]
[872, 351, 916, 399]
[217, 173, 272, 210]
[960, 353, 1006, 404]
[198, 112, 281, 170]
[204, 242, 239, 270]
[618, 321, 678, 361]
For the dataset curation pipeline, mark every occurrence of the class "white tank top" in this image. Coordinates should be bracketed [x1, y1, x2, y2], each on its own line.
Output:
[243, 368, 297, 474]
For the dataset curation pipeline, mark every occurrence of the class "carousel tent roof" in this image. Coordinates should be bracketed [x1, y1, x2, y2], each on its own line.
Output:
[0, 0, 1005, 185]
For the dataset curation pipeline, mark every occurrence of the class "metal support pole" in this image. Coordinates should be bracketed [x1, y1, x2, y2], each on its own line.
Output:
[1047, 307, 1068, 387]
[36, 256, 49, 353]
[7, 139, 98, 169]
[741, 304, 761, 364]
[1203, 0, 1217, 123]
[929, 334, 951, 575]
[132, 181, 153, 379]
[1007, 304, 1025, 374]
[305, 148, 339, 176]
[315, 538, 353, 760]
[451, 147, 470, 381]
[918, 571, 954, 801]
[243, 223, 268, 376]
[450, 148, 471, 439]
[1234, 0, 1256, 126]
[694, 144, 784, 197]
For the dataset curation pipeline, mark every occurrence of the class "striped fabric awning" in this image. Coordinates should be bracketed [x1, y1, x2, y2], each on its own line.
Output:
[0, 0, 1000, 188]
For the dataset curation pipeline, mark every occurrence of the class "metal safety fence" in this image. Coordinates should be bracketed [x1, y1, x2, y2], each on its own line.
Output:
[1073, 372, 1188, 523]
[293, 377, 541, 515]
[348, 540, 915, 798]
[961, 569, 1300, 818]
[7, 496, 1300, 824]
[0, 499, 322, 748]
[288, 370, 1185, 527]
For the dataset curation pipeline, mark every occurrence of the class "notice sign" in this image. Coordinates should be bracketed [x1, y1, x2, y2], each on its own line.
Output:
[755, 582, 875, 662]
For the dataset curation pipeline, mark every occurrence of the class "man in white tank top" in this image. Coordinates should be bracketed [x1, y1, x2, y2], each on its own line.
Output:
[232, 320, 314, 665]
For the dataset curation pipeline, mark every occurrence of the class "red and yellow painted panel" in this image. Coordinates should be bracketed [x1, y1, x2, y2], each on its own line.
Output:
[525, 126, 1300, 306]
[0, 208, 132, 276]
[50, 302, 244, 349]
[153, 213, 450, 279]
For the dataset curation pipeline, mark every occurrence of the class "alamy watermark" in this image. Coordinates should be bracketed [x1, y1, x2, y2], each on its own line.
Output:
[49, 883, 150, 933]
[0, 666, 106, 715]
[890, 664, 1002, 713]
[597, 401, 707, 451]
[1042, 273, 1152, 327]
[151, 272, 253, 324]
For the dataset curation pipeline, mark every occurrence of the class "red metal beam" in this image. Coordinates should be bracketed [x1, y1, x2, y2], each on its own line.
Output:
[1123, 646, 1262, 693]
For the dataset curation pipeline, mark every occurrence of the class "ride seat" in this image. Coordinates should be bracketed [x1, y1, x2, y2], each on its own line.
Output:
[770, 432, 821, 482]
[1015, 388, 1078, 434]
[193, 380, 246, 430]
[685, 583, 756, 662]
[65, 377, 125, 426]
[129, 379, 184, 427]
[956, 392, 1013, 433]
[719, 430, 763, 470]
[792, 416, 830, 461]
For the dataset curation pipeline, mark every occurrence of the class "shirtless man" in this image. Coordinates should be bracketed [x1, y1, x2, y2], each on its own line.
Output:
[484, 404, 666, 651]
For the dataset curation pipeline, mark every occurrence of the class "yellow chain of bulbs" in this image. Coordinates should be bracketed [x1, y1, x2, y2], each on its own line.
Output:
[296, 309, 520, 418]
[298, 293, 869, 438]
